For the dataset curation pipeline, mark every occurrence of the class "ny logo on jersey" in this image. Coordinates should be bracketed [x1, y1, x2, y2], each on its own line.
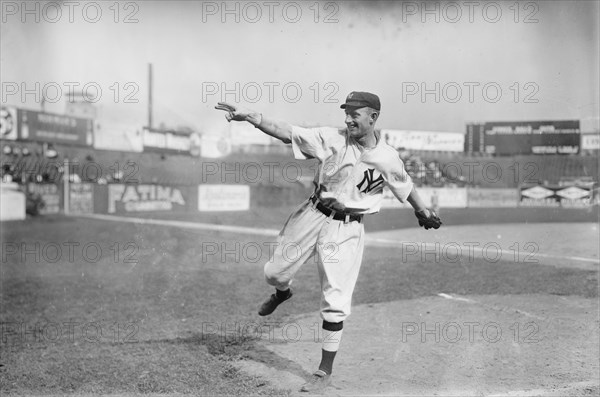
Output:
[356, 168, 384, 194]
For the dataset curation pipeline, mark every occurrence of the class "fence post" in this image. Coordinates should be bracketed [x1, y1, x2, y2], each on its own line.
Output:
[63, 158, 69, 215]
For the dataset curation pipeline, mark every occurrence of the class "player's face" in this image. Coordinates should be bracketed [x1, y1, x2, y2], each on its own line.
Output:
[344, 107, 377, 138]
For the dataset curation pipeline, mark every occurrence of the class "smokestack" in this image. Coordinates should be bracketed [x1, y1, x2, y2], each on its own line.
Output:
[148, 63, 153, 130]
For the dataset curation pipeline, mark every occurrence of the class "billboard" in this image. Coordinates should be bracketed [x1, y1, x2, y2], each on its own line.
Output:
[581, 133, 600, 151]
[519, 185, 592, 207]
[69, 183, 94, 214]
[108, 184, 189, 214]
[381, 129, 464, 152]
[0, 106, 18, 140]
[18, 109, 94, 146]
[93, 122, 144, 152]
[28, 183, 60, 214]
[198, 185, 250, 211]
[143, 128, 200, 155]
[465, 120, 580, 155]
[467, 188, 519, 207]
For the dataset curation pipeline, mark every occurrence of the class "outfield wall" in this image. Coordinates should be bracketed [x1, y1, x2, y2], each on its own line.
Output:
[18, 182, 593, 219]
[383, 186, 596, 209]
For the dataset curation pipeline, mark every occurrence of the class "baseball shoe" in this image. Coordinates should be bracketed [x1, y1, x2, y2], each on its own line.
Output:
[300, 370, 331, 393]
[258, 290, 293, 316]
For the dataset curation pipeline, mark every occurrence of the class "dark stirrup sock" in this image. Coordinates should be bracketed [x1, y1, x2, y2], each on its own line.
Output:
[318, 349, 337, 375]
[275, 288, 291, 300]
[318, 320, 344, 374]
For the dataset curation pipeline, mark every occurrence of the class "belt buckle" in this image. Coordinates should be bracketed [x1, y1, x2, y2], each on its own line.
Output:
[344, 214, 350, 224]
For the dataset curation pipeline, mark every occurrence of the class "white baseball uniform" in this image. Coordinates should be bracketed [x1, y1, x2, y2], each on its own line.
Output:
[264, 125, 414, 323]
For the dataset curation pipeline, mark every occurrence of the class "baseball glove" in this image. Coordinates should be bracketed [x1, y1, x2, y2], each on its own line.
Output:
[415, 208, 442, 230]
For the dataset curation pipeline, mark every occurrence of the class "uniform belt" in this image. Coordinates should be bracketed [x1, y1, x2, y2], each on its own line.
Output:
[309, 195, 363, 223]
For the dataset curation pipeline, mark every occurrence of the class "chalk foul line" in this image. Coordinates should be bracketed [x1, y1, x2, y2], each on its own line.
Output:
[76, 213, 280, 236]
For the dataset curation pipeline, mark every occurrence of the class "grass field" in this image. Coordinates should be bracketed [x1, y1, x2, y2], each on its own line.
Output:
[1, 207, 598, 395]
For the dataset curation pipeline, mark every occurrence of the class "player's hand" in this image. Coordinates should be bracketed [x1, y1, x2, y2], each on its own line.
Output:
[415, 208, 442, 230]
[215, 102, 254, 122]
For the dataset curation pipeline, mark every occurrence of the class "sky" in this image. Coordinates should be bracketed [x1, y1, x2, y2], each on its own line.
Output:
[1, 0, 599, 142]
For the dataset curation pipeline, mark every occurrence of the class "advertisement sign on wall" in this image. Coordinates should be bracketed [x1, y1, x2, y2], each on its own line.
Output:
[198, 185, 250, 211]
[0, 106, 18, 140]
[28, 183, 60, 214]
[69, 183, 94, 214]
[381, 129, 464, 152]
[581, 133, 600, 151]
[143, 128, 200, 155]
[465, 120, 580, 155]
[519, 185, 592, 207]
[18, 109, 94, 146]
[108, 184, 187, 213]
[467, 188, 519, 207]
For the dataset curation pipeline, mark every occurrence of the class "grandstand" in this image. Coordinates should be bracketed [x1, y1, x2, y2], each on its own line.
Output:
[1, 104, 598, 216]
[1, 141, 315, 189]
[413, 153, 599, 189]
[3, 140, 598, 190]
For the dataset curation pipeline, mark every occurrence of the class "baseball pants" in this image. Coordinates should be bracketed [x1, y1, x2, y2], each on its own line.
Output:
[263, 199, 365, 323]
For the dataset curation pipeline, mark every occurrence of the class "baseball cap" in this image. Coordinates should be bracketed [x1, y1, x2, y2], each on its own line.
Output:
[340, 91, 381, 111]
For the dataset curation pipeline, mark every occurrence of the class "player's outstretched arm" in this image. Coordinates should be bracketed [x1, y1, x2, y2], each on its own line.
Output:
[215, 102, 292, 144]
[406, 186, 427, 213]
[406, 186, 442, 230]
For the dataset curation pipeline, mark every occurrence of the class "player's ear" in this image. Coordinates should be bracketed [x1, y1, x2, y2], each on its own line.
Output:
[370, 110, 379, 124]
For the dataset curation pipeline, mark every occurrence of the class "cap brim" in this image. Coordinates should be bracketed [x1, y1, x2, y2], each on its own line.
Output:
[340, 101, 367, 109]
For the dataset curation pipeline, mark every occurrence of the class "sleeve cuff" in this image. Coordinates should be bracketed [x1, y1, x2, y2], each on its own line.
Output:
[392, 180, 414, 203]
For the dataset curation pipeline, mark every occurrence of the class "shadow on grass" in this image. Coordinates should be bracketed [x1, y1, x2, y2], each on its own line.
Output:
[169, 332, 312, 383]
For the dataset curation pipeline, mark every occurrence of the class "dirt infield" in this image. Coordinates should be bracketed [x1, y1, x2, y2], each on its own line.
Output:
[236, 294, 599, 396]
[231, 223, 599, 396]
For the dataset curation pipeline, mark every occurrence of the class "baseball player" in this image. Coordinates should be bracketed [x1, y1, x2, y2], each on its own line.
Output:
[216, 92, 441, 393]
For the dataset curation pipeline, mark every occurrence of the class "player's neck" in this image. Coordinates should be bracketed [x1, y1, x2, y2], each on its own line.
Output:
[354, 130, 378, 151]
